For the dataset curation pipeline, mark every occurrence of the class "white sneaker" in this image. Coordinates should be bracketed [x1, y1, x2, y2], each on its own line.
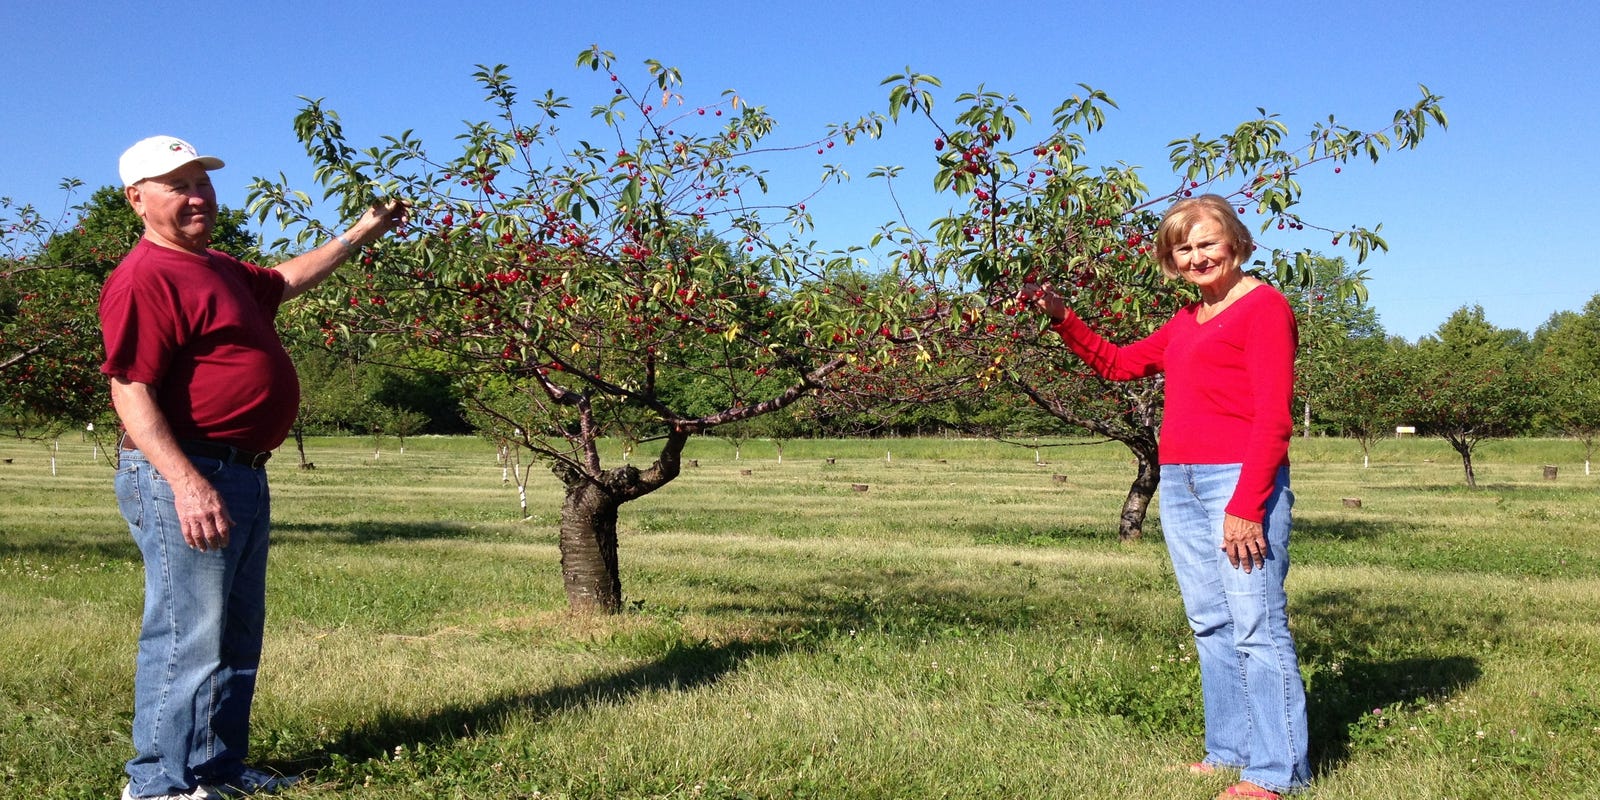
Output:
[213, 767, 302, 797]
[122, 785, 222, 800]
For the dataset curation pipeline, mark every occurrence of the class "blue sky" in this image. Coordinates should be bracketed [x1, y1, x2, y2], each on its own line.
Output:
[4, 0, 1595, 342]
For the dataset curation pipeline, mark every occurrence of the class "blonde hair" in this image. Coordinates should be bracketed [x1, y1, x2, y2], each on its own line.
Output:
[1153, 194, 1253, 279]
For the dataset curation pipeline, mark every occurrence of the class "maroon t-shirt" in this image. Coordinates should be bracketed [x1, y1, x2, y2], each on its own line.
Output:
[99, 238, 299, 453]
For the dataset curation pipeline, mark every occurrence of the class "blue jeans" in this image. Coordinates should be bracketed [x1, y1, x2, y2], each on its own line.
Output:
[115, 449, 272, 796]
[1159, 464, 1310, 793]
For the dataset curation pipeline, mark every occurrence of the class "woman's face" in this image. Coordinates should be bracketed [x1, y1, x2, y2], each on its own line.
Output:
[1170, 216, 1239, 295]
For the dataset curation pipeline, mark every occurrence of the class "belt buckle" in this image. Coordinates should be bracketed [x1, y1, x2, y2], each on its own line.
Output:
[249, 451, 271, 469]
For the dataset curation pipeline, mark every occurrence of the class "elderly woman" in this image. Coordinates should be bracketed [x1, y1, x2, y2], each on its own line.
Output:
[1027, 194, 1310, 799]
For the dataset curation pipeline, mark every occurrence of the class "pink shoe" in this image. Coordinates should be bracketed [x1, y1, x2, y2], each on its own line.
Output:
[1218, 783, 1281, 799]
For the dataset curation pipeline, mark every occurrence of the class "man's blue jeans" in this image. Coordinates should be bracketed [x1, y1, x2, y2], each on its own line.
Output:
[115, 449, 271, 797]
[1159, 463, 1311, 794]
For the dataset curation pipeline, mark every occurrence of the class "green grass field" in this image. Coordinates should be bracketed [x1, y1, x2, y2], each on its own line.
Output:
[3, 434, 1598, 799]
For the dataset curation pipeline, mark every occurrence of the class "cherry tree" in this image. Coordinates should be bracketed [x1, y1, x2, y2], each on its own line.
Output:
[247, 50, 945, 613]
[859, 73, 1447, 539]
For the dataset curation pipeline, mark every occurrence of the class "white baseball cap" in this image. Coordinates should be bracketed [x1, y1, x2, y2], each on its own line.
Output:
[118, 135, 225, 186]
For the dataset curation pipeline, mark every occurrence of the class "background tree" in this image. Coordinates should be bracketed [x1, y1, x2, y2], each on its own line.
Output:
[384, 407, 429, 455]
[1, 185, 126, 436]
[247, 51, 944, 614]
[1302, 334, 1407, 467]
[1, 184, 259, 447]
[1533, 294, 1600, 474]
[1282, 254, 1383, 437]
[284, 345, 371, 468]
[713, 419, 755, 460]
[1400, 305, 1538, 486]
[747, 403, 809, 462]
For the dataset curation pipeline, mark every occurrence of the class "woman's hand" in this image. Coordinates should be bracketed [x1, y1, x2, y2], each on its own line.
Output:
[1019, 282, 1068, 324]
[1221, 513, 1267, 573]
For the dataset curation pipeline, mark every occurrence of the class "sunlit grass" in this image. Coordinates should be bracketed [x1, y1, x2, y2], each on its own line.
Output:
[2, 434, 1598, 798]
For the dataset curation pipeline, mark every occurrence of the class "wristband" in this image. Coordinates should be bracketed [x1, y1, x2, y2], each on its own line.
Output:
[334, 233, 356, 251]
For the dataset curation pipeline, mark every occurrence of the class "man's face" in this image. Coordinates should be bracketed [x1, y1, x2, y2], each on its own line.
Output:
[126, 161, 217, 254]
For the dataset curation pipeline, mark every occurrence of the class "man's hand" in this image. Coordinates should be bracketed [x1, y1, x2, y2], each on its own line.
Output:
[110, 377, 235, 552]
[172, 477, 234, 552]
[279, 198, 411, 301]
[351, 198, 410, 244]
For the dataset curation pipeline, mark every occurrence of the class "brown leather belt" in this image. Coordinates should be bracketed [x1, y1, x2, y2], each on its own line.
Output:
[121, 435, 272, 469]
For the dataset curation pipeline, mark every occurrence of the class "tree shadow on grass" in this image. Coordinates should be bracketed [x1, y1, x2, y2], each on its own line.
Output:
[0, 519, 491, 559]
[686, 572, 1485, 775]
[964, 521, 1111, 546]
[1411, 481, 1525, 493]
[274, 574, 1077, 778]
[278, 636, 787, 776]
[257, 569, 1481, 781]
[1294, 589, 1483, 772]
[1290, 517, 1401, 542]
[1305, 654, 1480, 770]
[270, 519, 485, 544]
[0, 535, 138, 562]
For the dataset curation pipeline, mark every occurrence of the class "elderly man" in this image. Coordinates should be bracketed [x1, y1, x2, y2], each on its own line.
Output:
[100, 135, 405, 800]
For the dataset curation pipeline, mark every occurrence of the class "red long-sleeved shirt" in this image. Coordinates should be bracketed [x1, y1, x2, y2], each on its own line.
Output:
[1050, 285, 1298, 522]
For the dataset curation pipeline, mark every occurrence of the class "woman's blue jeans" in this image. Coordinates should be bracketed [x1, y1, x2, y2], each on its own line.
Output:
[1158, 463, 1310, 793]
[115, 449, 271, 797]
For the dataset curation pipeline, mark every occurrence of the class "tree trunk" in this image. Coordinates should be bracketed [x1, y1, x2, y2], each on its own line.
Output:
[1008, 376, 1163, 544]
[1451, 440, 1477, 488]
[558, 480, 623, 614]
[550, 429, 689, 614]
[1118, 437, 1160, 542]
